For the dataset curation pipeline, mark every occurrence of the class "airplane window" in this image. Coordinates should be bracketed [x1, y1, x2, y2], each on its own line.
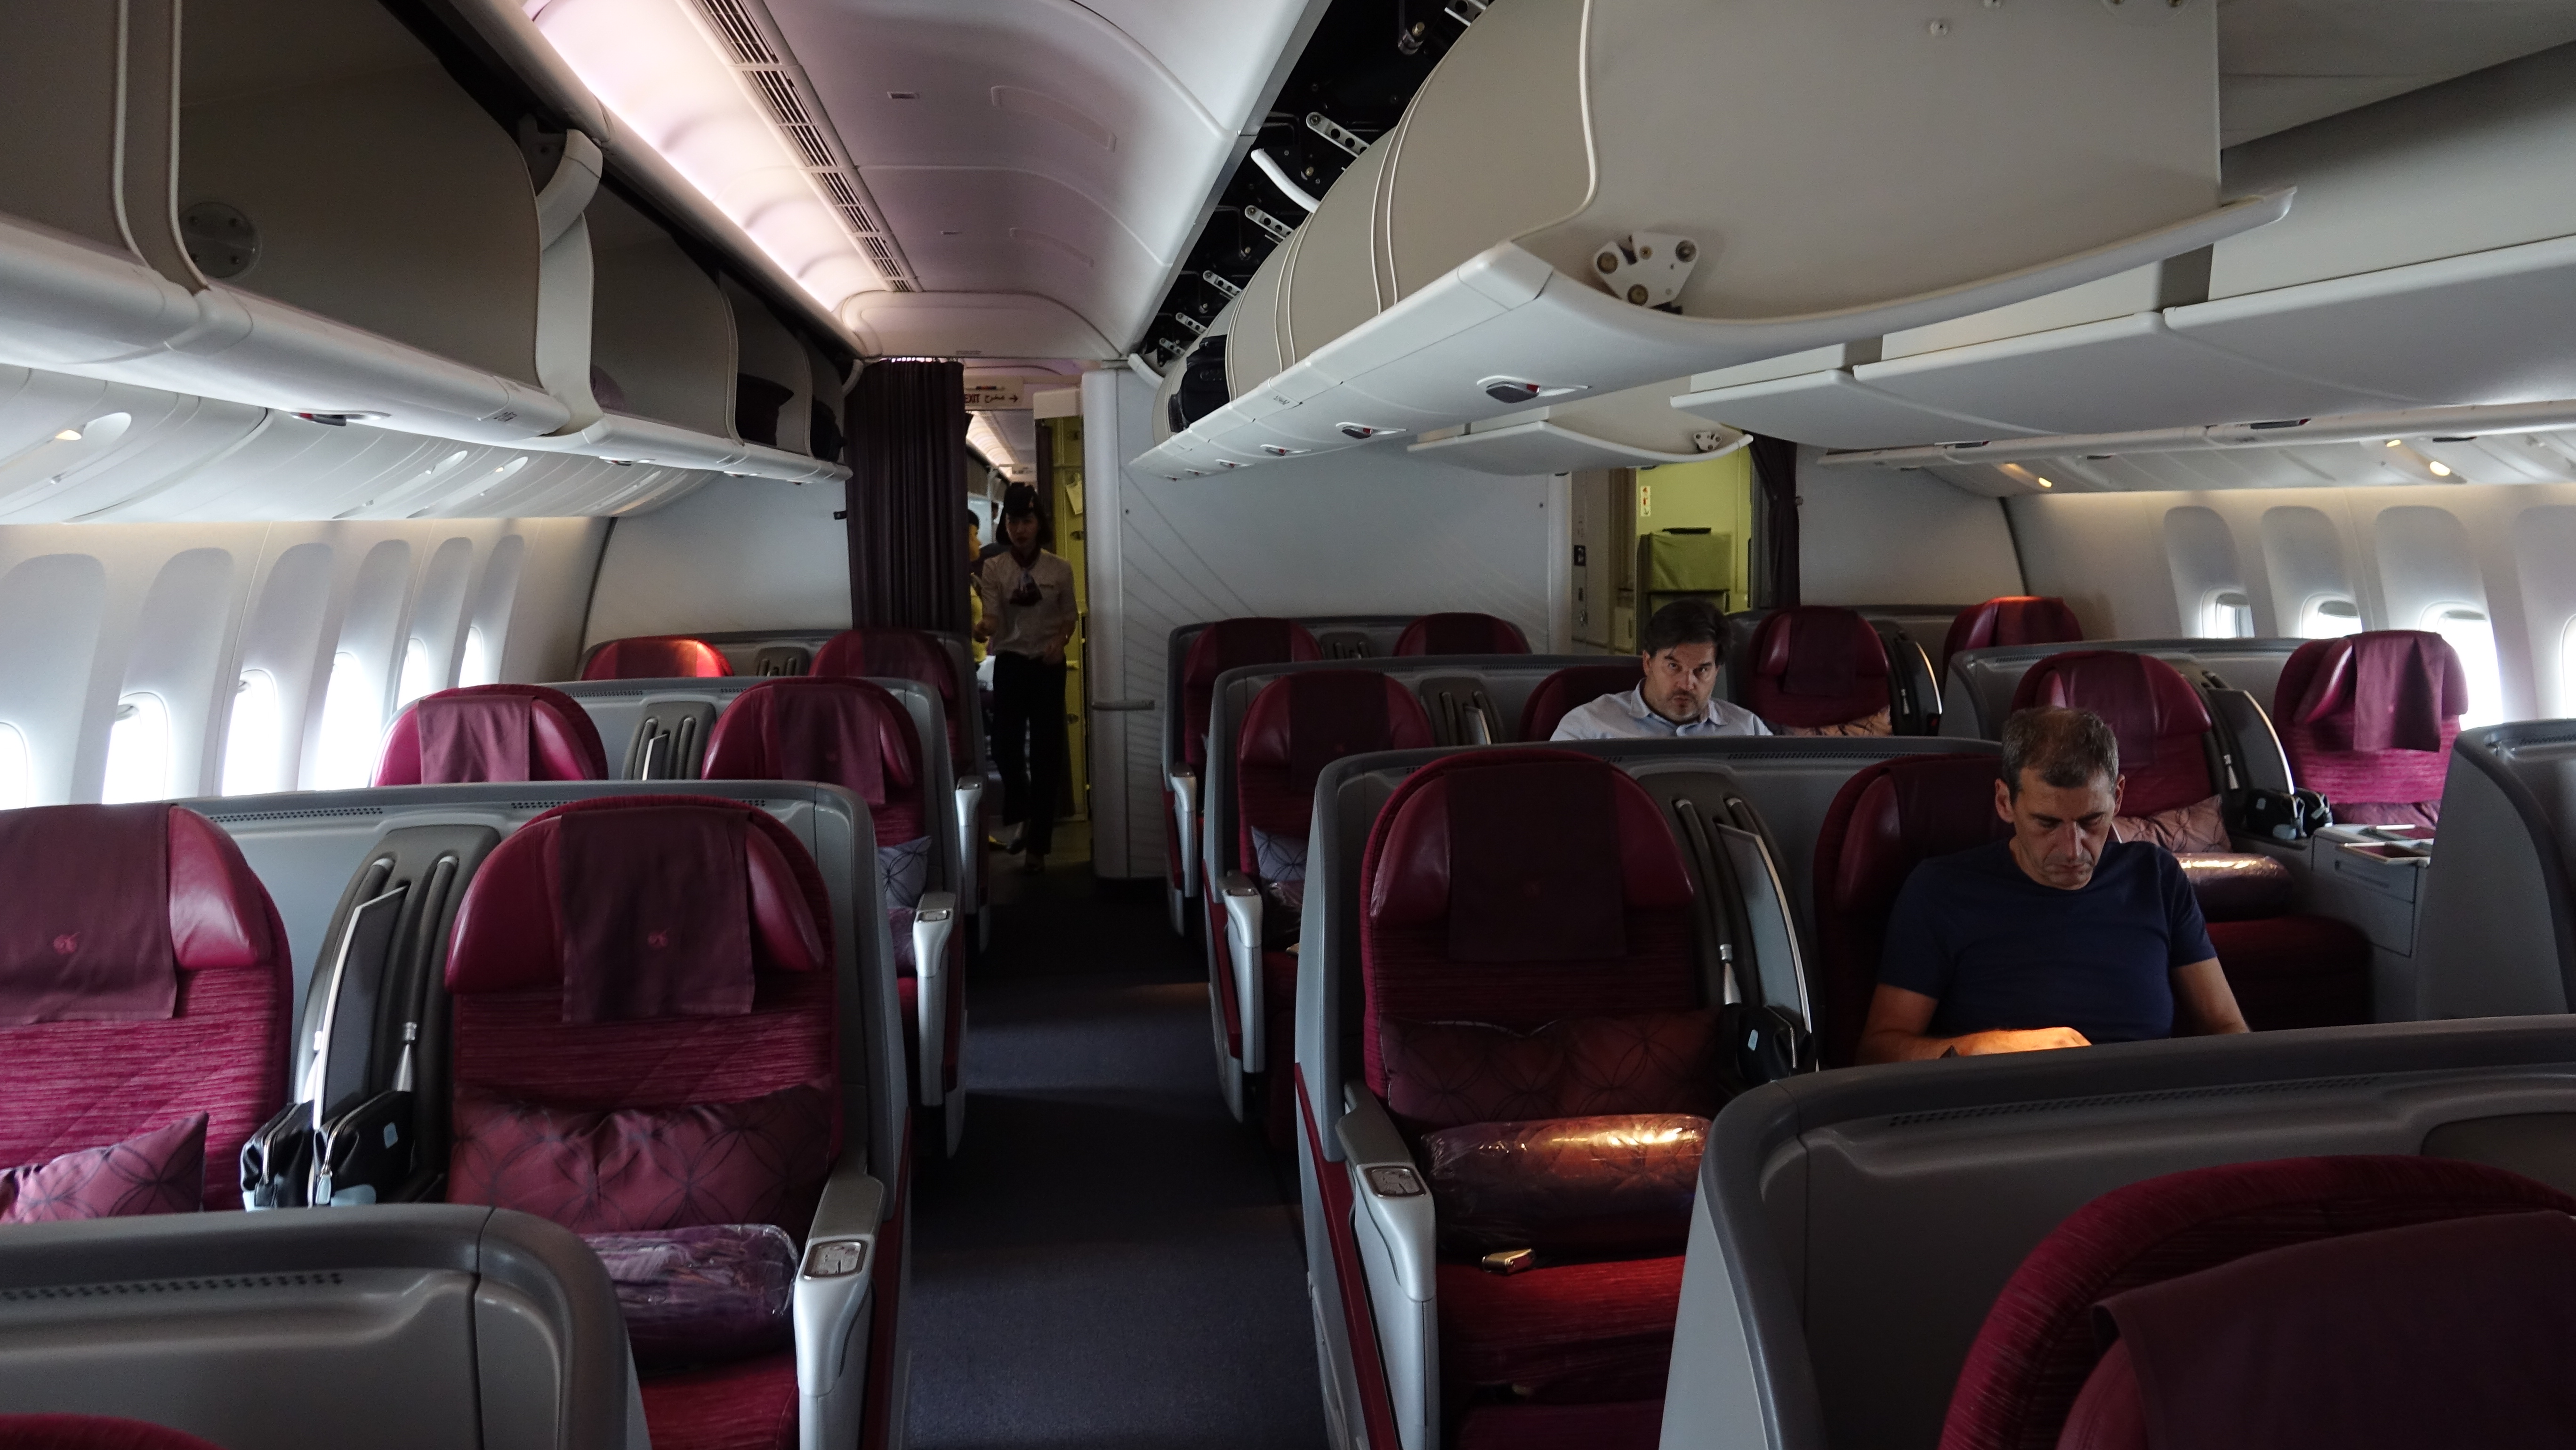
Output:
[223, 669, 284, 796]
[459, 626, 496, 688]
[2201, 589, 2256, 639]
[2298, 596, 2364, 639]
[2423, 604, 2503, 728]
[101, 693, 172, 804]
[0, 722, 28, 810]
[314, 651, 384, 790]
[397, 637, 439, 708]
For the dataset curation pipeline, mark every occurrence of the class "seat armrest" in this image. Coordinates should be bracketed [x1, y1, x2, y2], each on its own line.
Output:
[1220, 871, 1264, 1072]
[1170, 771, 1202, 897]
[951, 780, 984, 910]
[795, 1156, 885, 1403]
[911, 892, 958, 1107]
[1336, 1086, 1435, 1305]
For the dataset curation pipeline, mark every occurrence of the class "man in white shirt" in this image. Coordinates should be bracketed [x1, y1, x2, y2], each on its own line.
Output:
[974, 484, 1078, 870]
[1552, 598, 1771, 740]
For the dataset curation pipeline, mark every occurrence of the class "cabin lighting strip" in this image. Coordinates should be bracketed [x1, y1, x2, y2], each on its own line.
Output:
[1817, 395, 2576, 469]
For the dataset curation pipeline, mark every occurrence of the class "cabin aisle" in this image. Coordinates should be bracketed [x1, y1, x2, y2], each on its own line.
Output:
[906, 829, 1328, 1449]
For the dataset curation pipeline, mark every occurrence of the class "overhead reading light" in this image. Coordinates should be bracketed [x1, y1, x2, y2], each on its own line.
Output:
[52, 428, 80, 442]
[2385, 438, 2404, 447]
[2035, 476, 2054, 489]
[2428, 461, 2454, 477]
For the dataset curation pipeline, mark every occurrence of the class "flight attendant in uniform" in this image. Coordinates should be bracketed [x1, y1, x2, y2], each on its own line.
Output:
[974, 483, 1076, 872]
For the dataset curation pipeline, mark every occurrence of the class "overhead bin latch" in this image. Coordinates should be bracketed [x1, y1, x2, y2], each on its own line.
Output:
[1593, 233, 1699, 312]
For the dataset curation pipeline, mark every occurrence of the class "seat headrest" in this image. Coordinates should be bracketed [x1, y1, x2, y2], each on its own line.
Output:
[1754, 608, 1889, 694]
[1393, 613, 1530, 656]
[447, 798, 829, 1023]
[375, 684, 609, 786]
[1240, 671, 1434, 793]
[1946, 596, 2083, 658]
[703, 677, 921, 806]
[1519, 663, 1641, 740]
[2284, 630, 2469, 751]
[1367, 750, 1690, 963]
[2011, 650, 2209, 769]
[581, 636, 733, 681]
[812, 628, 956, 700]
[1183, 618, 1324, 686]
[1826, 754, 2012, 913]
[0, 805, 276, 1025]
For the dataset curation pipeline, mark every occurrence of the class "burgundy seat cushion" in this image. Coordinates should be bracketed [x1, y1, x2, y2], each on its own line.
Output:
[2010, 652, 2216, 817]
[1946, 597, 2084, 663]
[1810, 755, 2012, 1068]
[1519, 664, 1642, 741]
[1394, 612, 1530, 657]
[583, 636, 733, 681]
[0, 804, 288, 1209]
[374, 684, 610, 785]
[0, 1419, 231, 1450]
[2274, 631, 2467, 827]
[1179, 619, 1322, 772]
[1939, 1154, 2576, 1450]
[1438, 1255, 1686, 1402]
[1743, 608, 1892, 731]
[812, 628, 968, 765]
[1456, 1400, 1666, 1450]
[704, 677, 928, 847]
[1236, 669, 1434, 876]
[637, 1351, 802, 1450]
[2204, 916, 2371, 1030]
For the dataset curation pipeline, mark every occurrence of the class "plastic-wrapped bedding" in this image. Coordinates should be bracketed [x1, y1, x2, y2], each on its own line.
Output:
[1422, 1113, 1707, 1257]
[586, 1222, 798, 1370]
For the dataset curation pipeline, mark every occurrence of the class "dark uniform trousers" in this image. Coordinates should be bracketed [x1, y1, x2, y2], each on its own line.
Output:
[991, 649, 1067, 855]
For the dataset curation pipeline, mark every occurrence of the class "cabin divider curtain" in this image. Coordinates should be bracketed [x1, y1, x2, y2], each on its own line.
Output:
[846, 359, 970, 634]
[1749, 434, 1801, 610]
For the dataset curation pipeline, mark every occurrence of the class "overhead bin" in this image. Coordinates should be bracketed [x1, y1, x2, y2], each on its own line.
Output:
[1135, 0, 2286, 479]
[1409, 374, 1747, 475]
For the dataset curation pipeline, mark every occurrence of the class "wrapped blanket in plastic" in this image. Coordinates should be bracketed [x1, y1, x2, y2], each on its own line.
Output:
[585, 1222, 797, 1370]
[1422, 1113, 1707, 1257]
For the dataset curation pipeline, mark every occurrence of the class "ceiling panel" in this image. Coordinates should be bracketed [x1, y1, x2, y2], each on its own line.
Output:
[2218, 0, 2576, 144]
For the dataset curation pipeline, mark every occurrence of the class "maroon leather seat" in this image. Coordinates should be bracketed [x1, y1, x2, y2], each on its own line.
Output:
[373, 684, 610, 785]
[1743, 607, 1894, 735]
[0, 804, 290, 1213]
[1171, 619, 1323, 896]
[1230, 671, 1432, 1142]
[0, 1419, 228, 1450]
[1393, 612, 1530, 656]
[2013, 650, 2370, 1030]
[704, 678, 954, 1101]
[1945, 596, 2083, 664]
[1518, 663, 1642, 741]
[812, 626, 970, 769]
[1810, 754, 2012, 1068]
[2273, 630, 2468, 830]
[441, 796, 838, 1450]
[580, 636, 733, 680]
[1359, 749, 1709, 1448]
[1940, 1155, 2576, 1450]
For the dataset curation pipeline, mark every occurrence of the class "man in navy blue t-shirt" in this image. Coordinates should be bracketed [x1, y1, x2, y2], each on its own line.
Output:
[1857, 706, 2249, 1063]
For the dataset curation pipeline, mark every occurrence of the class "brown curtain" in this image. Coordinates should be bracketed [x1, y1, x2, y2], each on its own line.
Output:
[1748, 434, 1801, 610]
[846, 359, 969, 633]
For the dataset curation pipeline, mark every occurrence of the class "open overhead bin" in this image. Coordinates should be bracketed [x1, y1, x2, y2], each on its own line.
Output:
[1134, 0, 2289, 480]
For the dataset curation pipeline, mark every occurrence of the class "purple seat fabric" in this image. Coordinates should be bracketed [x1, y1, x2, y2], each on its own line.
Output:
[375, 685, 610, 785]
[2274, 631, 2468, 828]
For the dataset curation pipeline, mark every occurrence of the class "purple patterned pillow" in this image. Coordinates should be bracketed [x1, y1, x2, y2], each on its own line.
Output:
[1379, 1010, 1722, 1131]
[585, 1223, 797, 1372]
[1421, 1113, 1707, 1257]
[0, 1115, 206, 1222]
[448, 1084, 830, 1235]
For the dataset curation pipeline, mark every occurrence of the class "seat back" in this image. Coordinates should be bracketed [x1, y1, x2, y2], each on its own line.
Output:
[1180, 619, 1324, 773]
[0, 804, 289, 1209]
[1237, 672, 1434, 891]
[440, 797, 837, 1235]
[1743, 607, 1894, 733]
[374, 685, 610, 786]
[1518, 662, 1642, 740]
[578, 636, 732, 681]
[705, 678, 928, 849]
[1943, 1155, 2576, 1450]
[1944, 596, 2083, 663]
[2011, 650, 2217, 816]
[1810, 754, 2012, 1068]
[2274, 630, 2468, 827]
[1356, 749, 1698, 1096]
[813, 627, 969, 767]
[1391, 612, 1529, 657]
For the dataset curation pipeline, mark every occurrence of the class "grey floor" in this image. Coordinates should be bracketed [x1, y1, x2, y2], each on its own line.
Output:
[903, 833, 1328, 1449]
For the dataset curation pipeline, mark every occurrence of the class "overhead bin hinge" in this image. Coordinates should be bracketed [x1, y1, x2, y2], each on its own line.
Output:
[1202, 271, 1243, 299]
[1305, 113, 1366, 159]
[1593, 233, 1699, 311]
[1443, 0, 1490, 25]
[1175, 313, 1208, 337]
[1243, 205, 1296, 243]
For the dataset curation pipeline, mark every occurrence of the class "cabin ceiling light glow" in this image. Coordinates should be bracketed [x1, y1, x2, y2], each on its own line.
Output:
[2429, 460, 2454, 476]
[526, 0, 887, 313]
[52, 429, 80, 442]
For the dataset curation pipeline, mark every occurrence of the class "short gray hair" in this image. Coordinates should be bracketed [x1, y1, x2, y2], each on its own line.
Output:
[2000, 707, 2119, 798]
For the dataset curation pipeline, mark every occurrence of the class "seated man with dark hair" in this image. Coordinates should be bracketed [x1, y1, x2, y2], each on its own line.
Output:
[1857, 706, 2249, 1062]
[1551, 597, 1770, 740]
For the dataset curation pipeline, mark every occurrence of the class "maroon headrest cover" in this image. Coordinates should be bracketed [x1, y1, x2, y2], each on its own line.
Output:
[1396, 613, 1529, 656]
[1240, 671, 1433, 794]
[1521, 664, 1641, 739]
[386, 684, 606, 785]
[813, 628, 956, 702]
[1182, 619, 1322, 768]
[1826, 755, 2012, 913]
[2012, 651, 2210, 770]
[446, 798, 827, 1023]
[1367, 752, 1691, 962]
[2286, 631, 2468, 752]
[0, 805, 273, 1025]
[1757, 608, 1888, 699]
[582, 636, 732, 681]
[704, 677, 919, 807]
[1949, 596, 2083, 658]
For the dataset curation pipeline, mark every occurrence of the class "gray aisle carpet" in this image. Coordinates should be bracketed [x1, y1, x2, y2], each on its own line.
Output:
[902, 855, 1329, 1450]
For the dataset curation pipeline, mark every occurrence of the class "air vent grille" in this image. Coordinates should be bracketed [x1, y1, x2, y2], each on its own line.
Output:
[3, 1272, 348, 1303]
[694, 0, 777, 64]
[206, 805, 386, 823]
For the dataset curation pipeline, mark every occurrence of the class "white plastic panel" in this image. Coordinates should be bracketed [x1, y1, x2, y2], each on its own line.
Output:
[1673, 370, 2037, 452]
